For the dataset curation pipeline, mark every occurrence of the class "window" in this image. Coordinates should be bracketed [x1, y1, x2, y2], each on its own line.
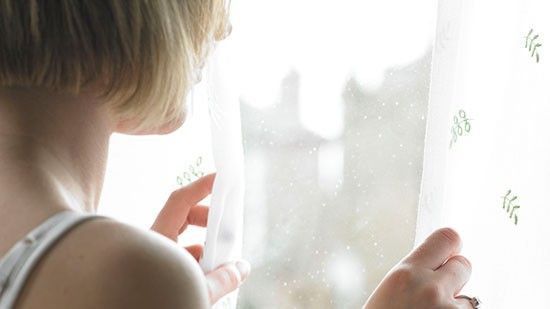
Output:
[100, 1, 438, 307]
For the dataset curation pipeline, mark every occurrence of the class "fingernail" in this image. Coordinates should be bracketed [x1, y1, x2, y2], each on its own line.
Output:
[235, 260, 251, 281]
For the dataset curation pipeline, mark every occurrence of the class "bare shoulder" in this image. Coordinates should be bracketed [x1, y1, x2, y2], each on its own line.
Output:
[17, 217, 209, 309]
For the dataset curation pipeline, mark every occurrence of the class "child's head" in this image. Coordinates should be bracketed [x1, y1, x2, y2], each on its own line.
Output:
[0, 0, 230, 134]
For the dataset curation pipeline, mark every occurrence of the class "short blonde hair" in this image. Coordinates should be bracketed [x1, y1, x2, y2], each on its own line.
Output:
[0, 0, 230, 132]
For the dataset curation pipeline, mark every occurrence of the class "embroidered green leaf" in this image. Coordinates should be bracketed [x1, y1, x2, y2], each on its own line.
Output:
[502, 190, 520, 226]
[449, 110, 472, 149]
[525, 29, 542, 63]
[176, 156, 205, 185]
[525, 29, 534, 48]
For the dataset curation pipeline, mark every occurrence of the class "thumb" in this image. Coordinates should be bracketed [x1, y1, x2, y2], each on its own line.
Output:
[205, 260, 251, 304]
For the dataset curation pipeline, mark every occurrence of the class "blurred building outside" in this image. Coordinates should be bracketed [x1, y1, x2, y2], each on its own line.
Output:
[238, 49, 432, 308]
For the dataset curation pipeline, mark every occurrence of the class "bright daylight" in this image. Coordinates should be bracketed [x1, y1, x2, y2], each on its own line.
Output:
[0, 0, 546, 309]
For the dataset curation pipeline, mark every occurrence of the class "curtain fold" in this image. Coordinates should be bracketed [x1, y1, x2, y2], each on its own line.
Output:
[200, 41, 245, 309]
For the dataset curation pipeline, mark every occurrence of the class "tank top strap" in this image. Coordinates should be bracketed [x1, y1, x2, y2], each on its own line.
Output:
[0, 210, 104, 309]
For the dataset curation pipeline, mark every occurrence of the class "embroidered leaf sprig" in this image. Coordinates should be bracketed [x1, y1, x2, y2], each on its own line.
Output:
[525, 28, 542, 63]
[502, 189, 520, 226]
[176, 156, 205, 185]
[449, 110, 472, 148]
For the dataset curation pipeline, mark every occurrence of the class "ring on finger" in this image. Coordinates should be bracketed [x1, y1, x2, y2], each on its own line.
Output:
[456, 295, 481, 308]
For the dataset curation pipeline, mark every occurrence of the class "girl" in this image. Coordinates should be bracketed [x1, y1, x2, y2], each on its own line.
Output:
[0, 1, 474, 308]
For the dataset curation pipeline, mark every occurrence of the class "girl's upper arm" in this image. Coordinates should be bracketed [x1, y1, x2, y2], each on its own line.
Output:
[99, 222, 210, 309]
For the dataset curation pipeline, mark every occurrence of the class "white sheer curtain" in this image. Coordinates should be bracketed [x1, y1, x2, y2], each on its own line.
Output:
[200, 40, 245, 309]
[416, 0, 550, 307]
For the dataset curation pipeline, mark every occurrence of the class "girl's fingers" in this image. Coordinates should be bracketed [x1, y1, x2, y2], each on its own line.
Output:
[152, 173, 215, 238]
[177, 205, 210, 234]
[185, 244, 204, 262]
[436, 255, 472, 295]
[188, 205, 209, 227]
[403, 227, 463, 270]
[206, 260, 251, 305]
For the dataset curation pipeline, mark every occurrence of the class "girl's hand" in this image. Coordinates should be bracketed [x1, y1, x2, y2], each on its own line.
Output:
[364, 228, 473, 309]
[150, 173, 250, 305]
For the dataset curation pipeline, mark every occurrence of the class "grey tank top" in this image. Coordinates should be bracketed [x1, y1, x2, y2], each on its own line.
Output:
[0, 210, 102, 309]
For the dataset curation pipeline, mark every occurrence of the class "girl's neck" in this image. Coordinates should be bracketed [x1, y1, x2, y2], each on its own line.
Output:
[0, 86, 114, 217]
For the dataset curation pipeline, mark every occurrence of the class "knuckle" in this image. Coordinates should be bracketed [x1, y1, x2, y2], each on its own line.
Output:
[420, 283, 445, 304]
[435, 227, 461, 248]
[389, 265, 415, 285]
[451, 255, 471, 270]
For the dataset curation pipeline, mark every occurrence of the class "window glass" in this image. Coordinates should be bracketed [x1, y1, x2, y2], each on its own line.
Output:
[232, 1, 437, 307]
